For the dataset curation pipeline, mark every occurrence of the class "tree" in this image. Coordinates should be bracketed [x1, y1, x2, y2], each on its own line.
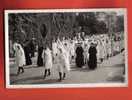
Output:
[76, 12, 108, 35]
[115, 15, 124, 32]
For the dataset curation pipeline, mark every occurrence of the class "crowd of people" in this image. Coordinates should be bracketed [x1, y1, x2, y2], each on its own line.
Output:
[12, 33, 125, 81]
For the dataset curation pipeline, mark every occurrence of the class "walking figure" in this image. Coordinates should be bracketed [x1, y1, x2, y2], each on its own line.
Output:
[42, 46, 53, 79]
[88, 43, 97, 70]
[13, 43, 26, 75]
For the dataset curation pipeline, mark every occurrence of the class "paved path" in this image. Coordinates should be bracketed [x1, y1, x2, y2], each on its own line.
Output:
[9, 52, 125, 85]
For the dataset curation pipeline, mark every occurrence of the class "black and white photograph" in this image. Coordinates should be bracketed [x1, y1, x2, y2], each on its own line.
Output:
[5, 9, 128, 88]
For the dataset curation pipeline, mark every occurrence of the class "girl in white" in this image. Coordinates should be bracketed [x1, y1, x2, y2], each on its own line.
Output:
[70, 40, 75, 61]
[96, 39, 101, 63]
[42, 46, 53, 79]
[98, 39, 105, 63]
[83, 43, 89, 65]
[52, 40, 58, 63]
[13, 43, 26, 75]
[56, 40, 70, 81]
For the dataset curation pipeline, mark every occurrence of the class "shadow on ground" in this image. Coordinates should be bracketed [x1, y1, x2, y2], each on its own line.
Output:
[10, 76, 60, 85]
[71, 67, 91, 72]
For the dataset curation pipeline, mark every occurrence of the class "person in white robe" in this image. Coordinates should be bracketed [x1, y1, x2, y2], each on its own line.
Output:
[56, 40, 70, 81]
[107, 39, 112, 57]
[52, 40, 58, 63]
[83, 43, 89, 65]
[96, 39, 101, 63]
[69, 41, 75, 61]
[13, 43, 26, 74]
[99, 40, 105, 63]
[42, 46, 53, 79]
[63, 44, 71, 71]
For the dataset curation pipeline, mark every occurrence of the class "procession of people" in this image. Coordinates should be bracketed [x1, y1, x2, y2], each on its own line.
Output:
[12, 32, 125, 82]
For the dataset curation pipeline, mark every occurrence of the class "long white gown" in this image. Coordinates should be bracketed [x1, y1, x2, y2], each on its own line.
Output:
[13, 43, 26, 67]
[42, 48, 53, 69]
[56, 40, 70, 73]
[52, 42, 58, 56]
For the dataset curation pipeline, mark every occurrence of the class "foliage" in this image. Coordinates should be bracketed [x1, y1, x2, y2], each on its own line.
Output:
[9, 12, 124, 46]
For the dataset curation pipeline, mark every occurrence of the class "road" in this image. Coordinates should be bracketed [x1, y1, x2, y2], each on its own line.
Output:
[9, 52, 126, 85]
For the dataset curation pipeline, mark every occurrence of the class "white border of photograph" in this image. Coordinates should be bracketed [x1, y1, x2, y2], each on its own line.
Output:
[4, 8, 128, 88]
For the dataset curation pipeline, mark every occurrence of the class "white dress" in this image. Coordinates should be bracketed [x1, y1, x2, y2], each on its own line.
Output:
[14, 44, 26, 67]
[52, 42, 58, 56]
[56, 52, 65, 73]
[42, 48, 53, 69]
[83, 45, 89, 62]
[69, 42, 75, 58]
[96, 41, 101, 61]
[63, 50, 70, 71]
[56, 49, 70, 73]
[99, 42, 105, 59]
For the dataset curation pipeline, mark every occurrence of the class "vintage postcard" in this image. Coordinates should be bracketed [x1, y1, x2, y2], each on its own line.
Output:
[4, 8, 128, 88]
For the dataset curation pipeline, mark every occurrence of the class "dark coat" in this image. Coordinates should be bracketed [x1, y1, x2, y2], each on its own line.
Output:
[37, 46, 43, 66]
[24, 46, 32, 65]
[88, 46, 97, 69]
[75, 46, 84, 68]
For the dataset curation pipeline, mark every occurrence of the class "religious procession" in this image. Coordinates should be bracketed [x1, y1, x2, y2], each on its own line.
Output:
[7, 10, 126, 85]
[12, 32, 125, 82]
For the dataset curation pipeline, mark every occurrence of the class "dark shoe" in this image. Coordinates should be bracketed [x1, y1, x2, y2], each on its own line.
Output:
[48, 69, 51, 76]
[17, 71, 20, 75]
[43, 69, 47, 79]
[58, 72, 62, 81]
[58, 79, 62, 82]
[17, 67, 21, 75]
[63, 73, 66, 80]
[22, 67, 24, 73]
